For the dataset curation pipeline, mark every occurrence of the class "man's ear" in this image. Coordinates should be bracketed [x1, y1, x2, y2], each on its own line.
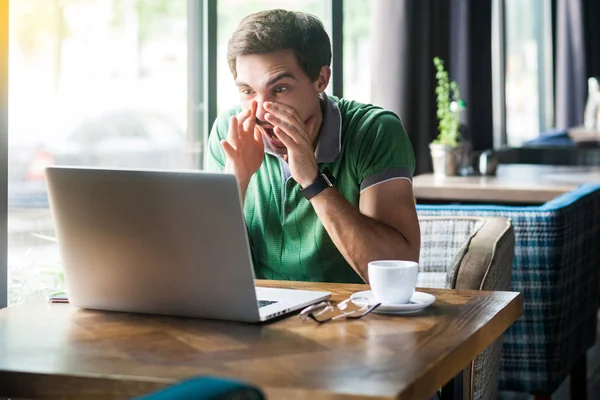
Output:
[314, 66, 331, 92]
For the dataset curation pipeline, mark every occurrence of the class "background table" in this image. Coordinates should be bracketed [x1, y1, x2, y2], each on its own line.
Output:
[413, 164, 600, 204]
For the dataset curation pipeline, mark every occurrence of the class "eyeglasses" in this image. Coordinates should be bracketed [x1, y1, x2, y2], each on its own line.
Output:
[298, 297, 381, 324]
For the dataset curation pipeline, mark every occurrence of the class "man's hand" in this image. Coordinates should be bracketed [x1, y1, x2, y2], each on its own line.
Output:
[264, 102, 319, 188]
[221, 100, 264, 193]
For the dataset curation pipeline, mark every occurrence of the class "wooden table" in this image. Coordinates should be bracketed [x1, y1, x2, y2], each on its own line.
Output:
[414, 164, 600, 204]
[0, 280, 522, 400]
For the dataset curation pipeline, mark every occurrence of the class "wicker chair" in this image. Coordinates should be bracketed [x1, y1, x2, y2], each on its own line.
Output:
[419, 216, 515, 400]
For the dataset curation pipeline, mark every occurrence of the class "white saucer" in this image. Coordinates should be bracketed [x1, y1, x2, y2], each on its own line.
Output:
[350, 290, 436, 314]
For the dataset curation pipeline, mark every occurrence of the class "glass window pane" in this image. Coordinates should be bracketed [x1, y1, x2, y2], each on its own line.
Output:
[504, 0, 553, 146]
[217, 0, 330, 114]
[8, 0, 189, 305]
[343, 0, 371, 103]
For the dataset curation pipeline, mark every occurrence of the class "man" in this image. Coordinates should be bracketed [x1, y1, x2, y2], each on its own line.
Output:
[207, 9, 420, 284]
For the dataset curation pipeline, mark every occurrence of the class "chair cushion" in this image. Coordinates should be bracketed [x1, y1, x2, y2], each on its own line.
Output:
[418, 218, 483, 287]
[416, 272, 447, 288]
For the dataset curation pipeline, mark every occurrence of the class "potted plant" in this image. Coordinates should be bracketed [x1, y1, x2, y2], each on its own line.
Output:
[430, 56, 464, 176]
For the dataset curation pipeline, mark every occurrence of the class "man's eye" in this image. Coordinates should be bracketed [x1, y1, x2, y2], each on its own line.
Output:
[241, 89, 253, 95]
[274, 86, 288, 94]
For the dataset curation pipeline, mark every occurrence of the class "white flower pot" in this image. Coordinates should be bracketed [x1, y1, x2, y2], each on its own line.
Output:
[429, 143, 462, 176]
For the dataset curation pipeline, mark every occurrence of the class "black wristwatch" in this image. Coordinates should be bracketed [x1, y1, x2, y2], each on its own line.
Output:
[300, 168, 336, 200]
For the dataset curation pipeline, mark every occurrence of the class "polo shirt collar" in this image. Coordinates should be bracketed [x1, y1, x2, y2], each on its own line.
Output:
[314, 93, 342, 163]
[264, 93, 342, 163]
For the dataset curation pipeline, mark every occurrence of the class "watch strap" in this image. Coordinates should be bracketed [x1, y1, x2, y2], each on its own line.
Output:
[301, 168, 335, 200]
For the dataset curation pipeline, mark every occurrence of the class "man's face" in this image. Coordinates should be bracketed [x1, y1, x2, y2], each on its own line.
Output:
[234, 49, 326, 155]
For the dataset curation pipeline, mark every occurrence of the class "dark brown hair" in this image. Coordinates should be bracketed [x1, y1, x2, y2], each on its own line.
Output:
[227, 9, 332, 81]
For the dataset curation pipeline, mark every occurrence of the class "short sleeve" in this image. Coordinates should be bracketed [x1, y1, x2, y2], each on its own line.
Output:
[356, 112, 415, 192]
[206, 107, 240, 172]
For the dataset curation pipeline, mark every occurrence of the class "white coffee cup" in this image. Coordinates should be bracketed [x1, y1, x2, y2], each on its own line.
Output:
[368, 260, 419, 305]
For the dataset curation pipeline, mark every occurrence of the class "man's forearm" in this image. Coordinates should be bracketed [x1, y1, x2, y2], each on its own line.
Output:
[309, 188, 418, 282]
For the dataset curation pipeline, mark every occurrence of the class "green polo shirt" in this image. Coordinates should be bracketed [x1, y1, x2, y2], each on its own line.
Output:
[207, 94, 415, 283]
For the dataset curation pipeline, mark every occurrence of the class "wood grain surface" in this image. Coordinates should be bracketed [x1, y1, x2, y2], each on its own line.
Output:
[0, 280, 522, 400]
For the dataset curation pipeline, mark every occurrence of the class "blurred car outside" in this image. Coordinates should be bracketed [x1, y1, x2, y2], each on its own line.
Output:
[8, 109, 189, 210]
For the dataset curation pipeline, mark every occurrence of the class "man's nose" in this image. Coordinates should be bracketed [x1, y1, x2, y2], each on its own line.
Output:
[254, 96, 270, 124]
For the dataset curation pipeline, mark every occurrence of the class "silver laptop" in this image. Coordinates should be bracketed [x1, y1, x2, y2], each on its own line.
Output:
[45, 166, 330, 323]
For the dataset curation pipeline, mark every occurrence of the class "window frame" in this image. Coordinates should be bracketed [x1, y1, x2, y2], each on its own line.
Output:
[329, 0, 344, 98]
[492, 0, 508, 148]
[1, 0, 8, 309]
[188, 0, 217, 169]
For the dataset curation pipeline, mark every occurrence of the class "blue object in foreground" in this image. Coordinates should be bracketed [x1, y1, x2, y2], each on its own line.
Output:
[135, 376, 265, 400]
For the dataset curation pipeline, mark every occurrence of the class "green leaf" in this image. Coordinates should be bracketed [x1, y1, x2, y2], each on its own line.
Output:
[432, 56, 463, 147]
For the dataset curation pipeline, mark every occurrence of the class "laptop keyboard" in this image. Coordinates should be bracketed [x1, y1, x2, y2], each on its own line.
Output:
[258, 300, 278, 308]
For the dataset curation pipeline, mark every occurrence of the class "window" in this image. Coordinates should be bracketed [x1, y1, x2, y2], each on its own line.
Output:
[7, 0, 190, 305]
[6, 0, 369, 306]
[343, 0, 371, 103]
[504, 0, 554, 146]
